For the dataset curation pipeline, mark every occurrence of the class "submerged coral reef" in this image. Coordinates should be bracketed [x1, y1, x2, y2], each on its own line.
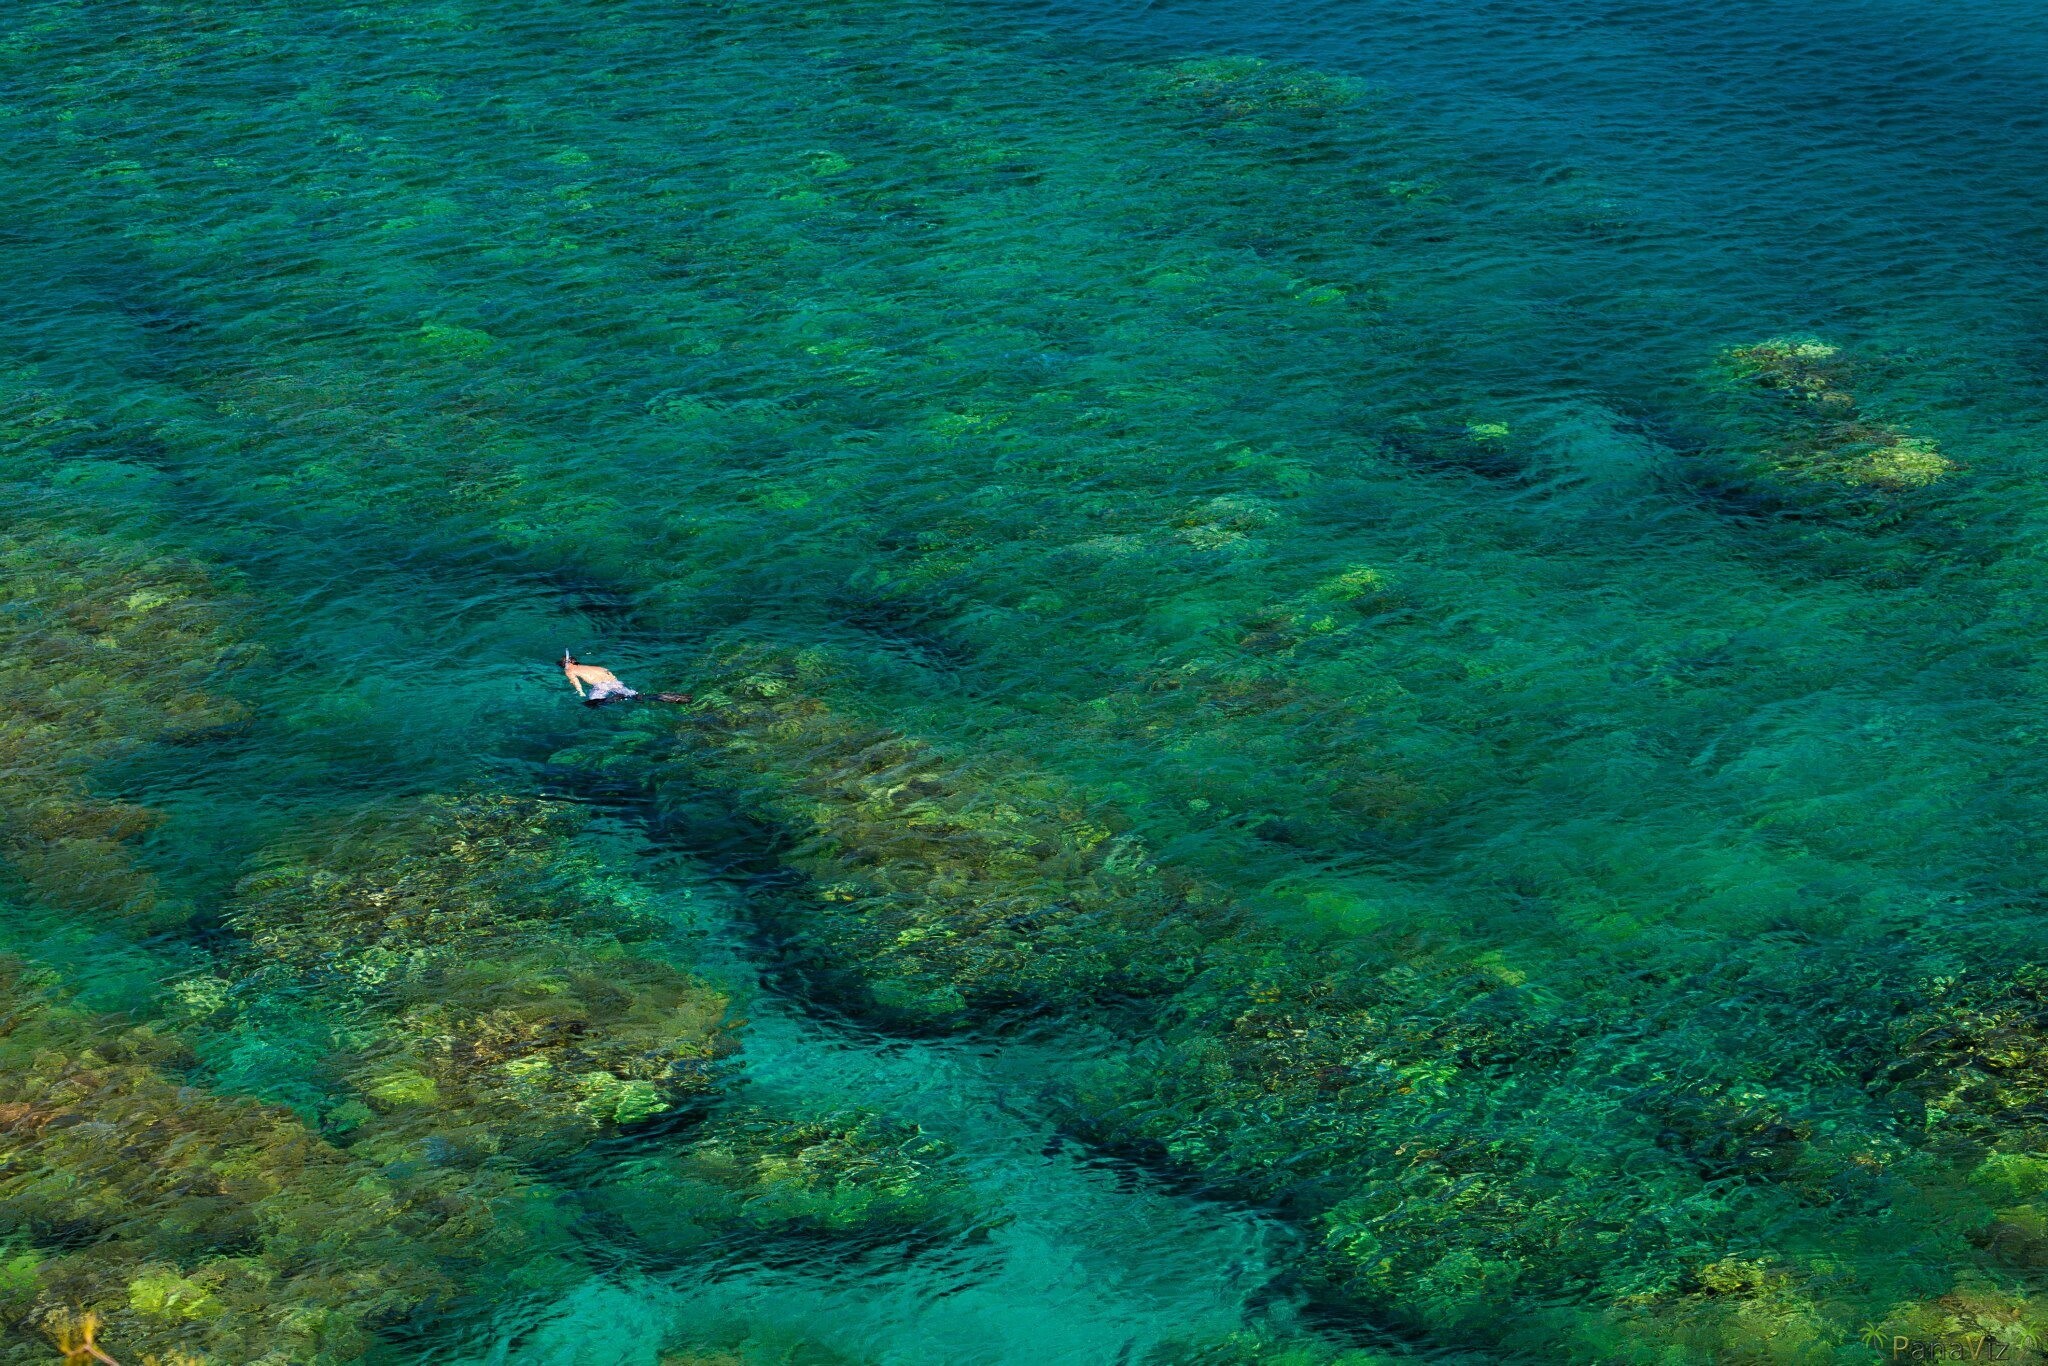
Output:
[0, 477, 982, 1363]
[1714, 338, 1960, 496]
[0, 955, 572, 1366]
[0, 514, 249, 933]
[220, 794, 738, 1154]
[588, 1106, 982, 1254]
[550, 649, 2048, 1358]
[4, 0, 2048, 1360]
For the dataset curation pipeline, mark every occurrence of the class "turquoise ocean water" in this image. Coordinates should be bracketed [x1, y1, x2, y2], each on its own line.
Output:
[6, 1, 2048, 1362]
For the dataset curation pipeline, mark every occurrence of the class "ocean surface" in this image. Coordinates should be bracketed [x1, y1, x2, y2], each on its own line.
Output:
[4, 1, 2048, 1362]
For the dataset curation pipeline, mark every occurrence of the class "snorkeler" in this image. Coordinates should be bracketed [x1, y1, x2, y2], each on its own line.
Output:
[560, 652, 689, 707]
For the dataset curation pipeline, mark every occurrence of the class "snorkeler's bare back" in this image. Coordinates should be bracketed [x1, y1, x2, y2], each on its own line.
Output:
[562, 661, 625, 696]
[559, 652, 689, 705]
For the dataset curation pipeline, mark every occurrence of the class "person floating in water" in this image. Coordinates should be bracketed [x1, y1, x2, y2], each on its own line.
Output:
[560, 651, 689, 707]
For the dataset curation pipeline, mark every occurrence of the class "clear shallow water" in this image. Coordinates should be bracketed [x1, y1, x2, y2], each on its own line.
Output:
[5, 0, 2048, 1363]
[465, 840, 1302, 1366]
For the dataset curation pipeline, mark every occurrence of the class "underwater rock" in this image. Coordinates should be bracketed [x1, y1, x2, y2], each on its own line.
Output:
[0, 956, 572, 1366]
[628, 653, 1241, 1025]
[0, 522, 250, 932]
[214, 790, 988, 1273]
[588, 1106, 984, 1255]
[223, 794, 738, 1159]
[1137, 57, 1365, 129]
[1710, 338, 1959, 499]
[1722, 338, 1857, 407]
[1894, 965, 2048, 1152]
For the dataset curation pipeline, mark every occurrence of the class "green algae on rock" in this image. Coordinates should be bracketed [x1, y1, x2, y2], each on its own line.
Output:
[585, 654, 1241, 1026]
[207, 789, 996, 1277]
[0, 518, 250, 933]
[588, 1106, 984, 1256]
[1714, 338, 1960, 496]
[220, 794, 738, 1158]
[0, 956, 573, 1366]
